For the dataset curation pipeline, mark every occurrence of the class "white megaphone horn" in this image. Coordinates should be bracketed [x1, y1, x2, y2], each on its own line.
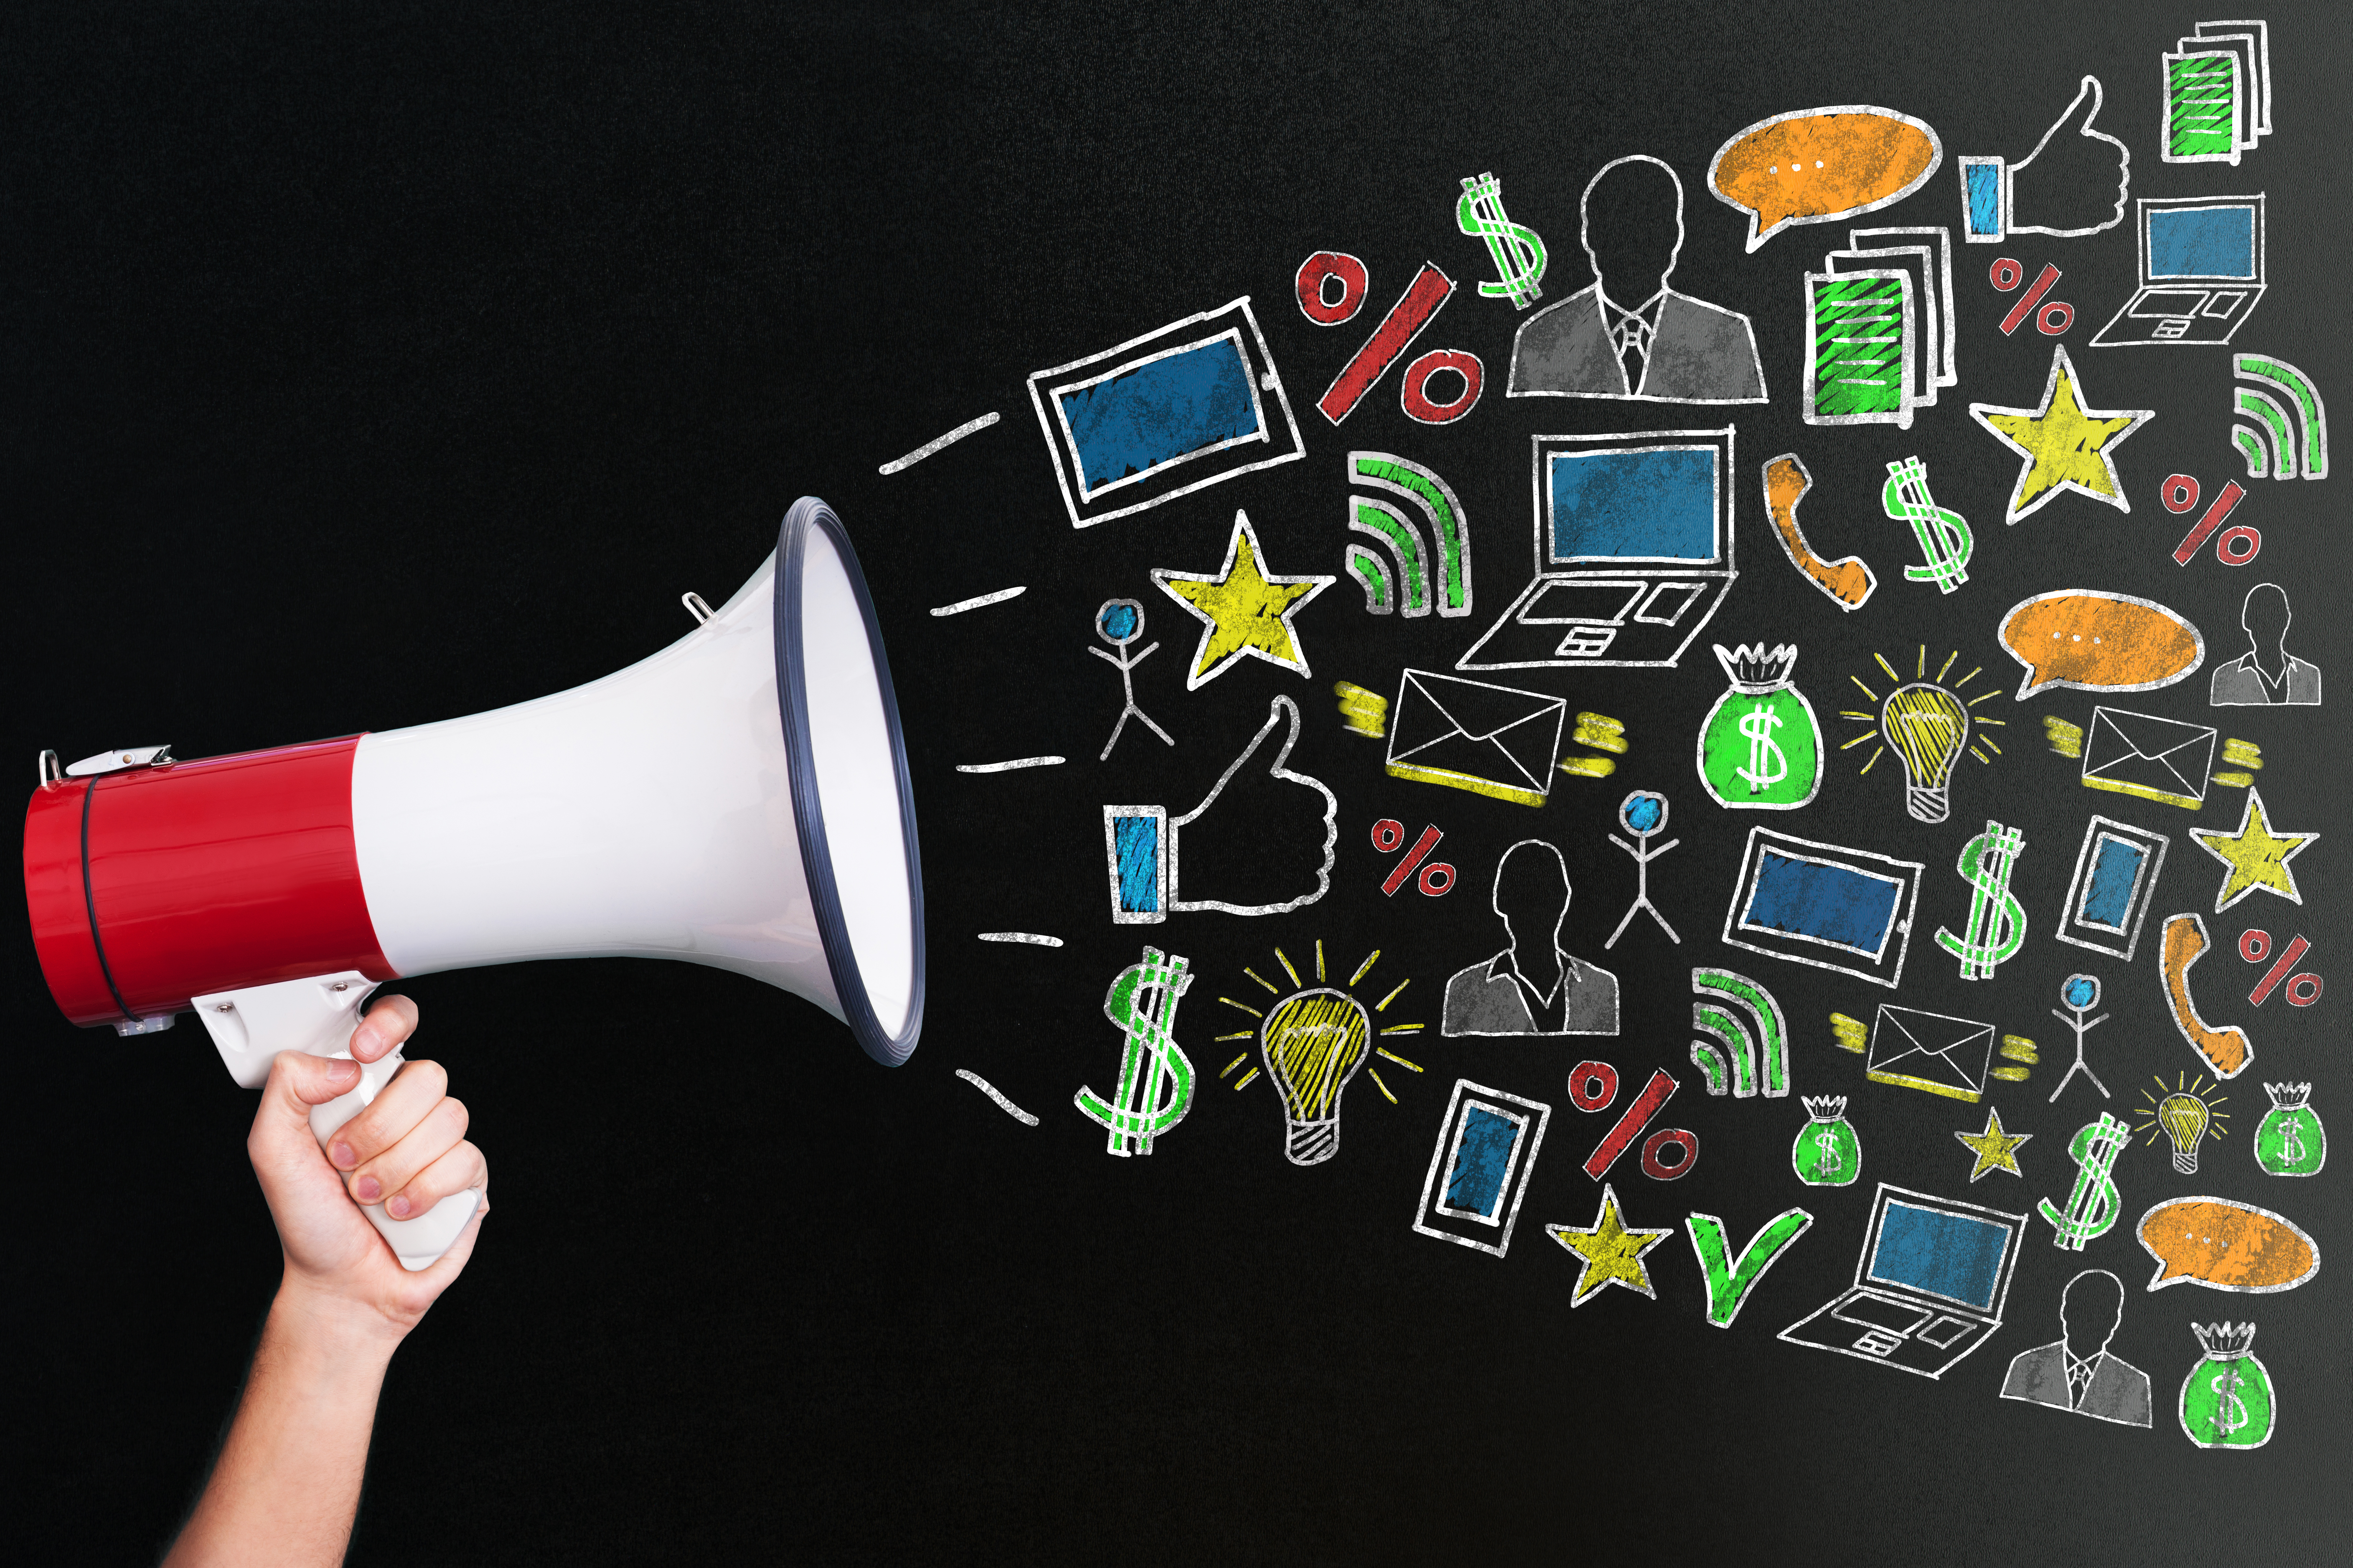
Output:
[24, 498, 925, 1267]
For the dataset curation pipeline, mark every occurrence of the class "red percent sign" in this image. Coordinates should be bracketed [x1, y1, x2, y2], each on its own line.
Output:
[2162, 474, 2261, 566]
[1990, 258, 2074, 336]
[1295, 253, 1484, 426]
[1580, 1068, 1697, 1181]
[2241, 929, 2323, 1007]
[1372, 818, 1455, 897]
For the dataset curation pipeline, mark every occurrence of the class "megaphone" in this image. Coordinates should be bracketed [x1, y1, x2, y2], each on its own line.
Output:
[23, 497, 925, 1266]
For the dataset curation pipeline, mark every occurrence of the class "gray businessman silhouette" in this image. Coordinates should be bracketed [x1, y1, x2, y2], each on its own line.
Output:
[1998, 1269, 2152, 1428]
[1507, 155, 1766, 405]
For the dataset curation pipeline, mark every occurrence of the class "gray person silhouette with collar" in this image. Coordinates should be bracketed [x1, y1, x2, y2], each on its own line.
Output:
[1998, 1269, 2152, 1427]
[1441, 840, 1619, 1037]
[1507, 155, 1766, 404]
[2210, 582, 2321, 705]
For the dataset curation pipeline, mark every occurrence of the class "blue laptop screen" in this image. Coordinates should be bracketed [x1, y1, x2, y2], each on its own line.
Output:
[1868, 1200, 2012, 1310]
[1548, 446, 1719, 564]
[2149, 206, 2257, 280]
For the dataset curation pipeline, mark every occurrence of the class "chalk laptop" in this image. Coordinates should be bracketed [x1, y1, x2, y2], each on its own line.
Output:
[2090, 196, 2265, 346]
[1454, 427, 1735, 671]
[1778, 1183, 2024, 1379]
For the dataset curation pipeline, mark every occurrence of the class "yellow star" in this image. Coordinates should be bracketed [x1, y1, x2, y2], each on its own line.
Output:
[1969, 345, 2153, 524]
[1153, 510, 1332, 690]
[1955, 1106, 2033, 1182]
[2191, 788, 2318, 912]
[1545, 1184, 1672, 1305]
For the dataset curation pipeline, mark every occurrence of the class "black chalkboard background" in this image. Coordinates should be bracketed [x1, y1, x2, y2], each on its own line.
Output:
[10, 3, 2349, 1561]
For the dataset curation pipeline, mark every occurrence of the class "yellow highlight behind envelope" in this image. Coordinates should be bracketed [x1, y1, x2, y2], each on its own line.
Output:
[1385, 669, 1568, 808]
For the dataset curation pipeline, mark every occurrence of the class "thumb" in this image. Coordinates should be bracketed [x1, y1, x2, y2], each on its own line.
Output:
[264, 1050, 364, 1122]
[2050, 74, 2105, 140]
[2018, 76, 2104, 169]
[249, 1050, 364, 1183]
[1256, 693, 1305, 775]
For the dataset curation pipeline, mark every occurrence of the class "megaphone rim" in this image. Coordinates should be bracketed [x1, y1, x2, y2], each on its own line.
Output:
[775, 496, 926, 1067]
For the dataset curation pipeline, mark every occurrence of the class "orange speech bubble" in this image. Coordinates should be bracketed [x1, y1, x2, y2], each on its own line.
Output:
[1708, 107, 1943, 252]
[1998, 589, 2205, 700]
[2139, 1197, 2319, 1293]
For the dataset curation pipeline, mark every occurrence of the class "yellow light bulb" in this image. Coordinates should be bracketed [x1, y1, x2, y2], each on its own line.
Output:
[2157, 1091, 2212, 1174]
[1260, 988, 1370, 1166]
[1880, 682, 1971, 822]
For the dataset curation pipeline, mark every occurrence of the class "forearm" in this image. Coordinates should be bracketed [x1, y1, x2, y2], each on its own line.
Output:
[164, 1282, 402, 1568]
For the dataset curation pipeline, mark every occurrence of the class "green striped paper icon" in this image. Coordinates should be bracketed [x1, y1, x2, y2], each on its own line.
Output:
[2164, 51, 2241, 165]
[1804, 272, 1914, 429]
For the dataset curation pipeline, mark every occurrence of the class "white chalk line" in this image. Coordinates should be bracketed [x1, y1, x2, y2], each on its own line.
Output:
[931, 586, 1027, 617]
[879, 411, 1001, 474]
[955, 1069, 1041, 1126]
[956, 756, 1065, 773]
[978, 931, 1064, 946]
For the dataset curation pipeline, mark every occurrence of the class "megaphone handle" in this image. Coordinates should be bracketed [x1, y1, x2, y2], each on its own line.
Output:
[305, 1042, 480, 1272]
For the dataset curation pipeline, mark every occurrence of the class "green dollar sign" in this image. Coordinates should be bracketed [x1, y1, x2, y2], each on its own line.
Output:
[1456, 173, 1547, 310]
[1883, 457, 1973, 593]
[2038, 1113, 2127, 1250]
[1076, 946, 1195, 1156]
[1936, 821, 2027, 980]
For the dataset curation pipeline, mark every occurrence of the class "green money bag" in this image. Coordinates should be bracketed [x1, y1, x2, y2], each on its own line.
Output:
[1697, 643, 1822, 809]
[1790, 1095, 1860, 1186]
[2180, 1323, 2275, 1449]
[2255, 1083, 2326, 1176]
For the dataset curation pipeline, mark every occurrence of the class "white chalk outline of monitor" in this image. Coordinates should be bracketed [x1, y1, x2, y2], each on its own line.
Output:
[1720, 826, 1923, 988]
[1026, 296, 1305, 529]
[2137, 195, 2264, 290]
[1527, 428, 1733, 578]
[1852, 1185, 2024, 1319]
[1050, 325, 1271, 502]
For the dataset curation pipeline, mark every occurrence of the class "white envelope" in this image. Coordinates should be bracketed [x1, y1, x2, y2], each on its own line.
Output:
[1385, 670, 1568, 808]
[1865, 1005, 1994, 1103]
[2081, 707, 2216, 810]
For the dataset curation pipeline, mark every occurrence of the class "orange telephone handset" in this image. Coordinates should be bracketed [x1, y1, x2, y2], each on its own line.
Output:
[2160, 912, 2252, 1078]
[1761, 454, 1876, 611]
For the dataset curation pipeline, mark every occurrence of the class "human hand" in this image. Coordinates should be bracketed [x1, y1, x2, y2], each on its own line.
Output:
[248, 996, 487, 1347]
[165, 1002, 488, 1566]
[2009, 76, 2130, 238]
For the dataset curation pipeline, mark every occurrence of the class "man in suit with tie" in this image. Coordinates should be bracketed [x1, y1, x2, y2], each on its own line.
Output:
[1507, 154, 1766, 405]
[1998, 1269, 2153, 1428]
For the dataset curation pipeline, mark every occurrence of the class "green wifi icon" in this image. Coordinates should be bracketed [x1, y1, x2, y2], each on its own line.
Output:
[1690, 966, 1790, 1099]
[1344, 452, 1473, 618]
[2233, 354, 2328, 481]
